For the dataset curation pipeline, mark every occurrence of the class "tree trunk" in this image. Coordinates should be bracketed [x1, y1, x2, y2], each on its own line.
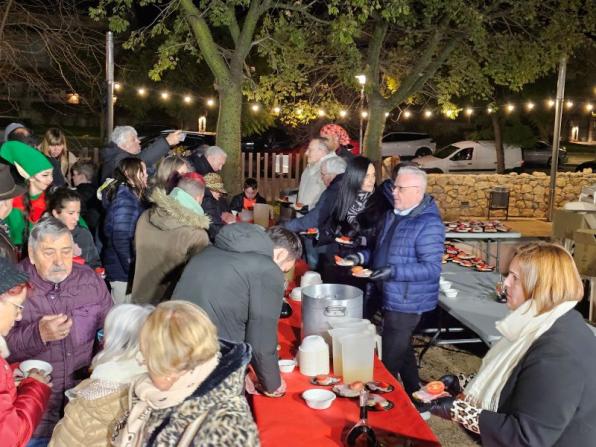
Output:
[363, 93, 386, 161]
[491, 112, 505, 173]
[216, 82, 243, 194]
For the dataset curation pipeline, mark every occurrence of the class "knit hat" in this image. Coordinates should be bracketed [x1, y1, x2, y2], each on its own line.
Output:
[0, 257, 29, 295]
[204, 173, 227, 194]
[3, 123, 26, 142]
[320, 124, 351, 146]
[0, 141, 53, 180]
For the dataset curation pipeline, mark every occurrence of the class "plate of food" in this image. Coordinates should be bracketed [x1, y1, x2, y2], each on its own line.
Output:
[366, 394, 394, 411]
[351, 266, 372, 278]
[292, 202, 305, 211]
[332, 381, 364, 398]
[335, 235, 353, 245]
[335, 255, 355, 267]
[475, 263, 495, 272]
[365, 381, 395, 393]
[412, 381, 451, 403]
[311, 374, 341, 386]
[300, 228, 319, 236]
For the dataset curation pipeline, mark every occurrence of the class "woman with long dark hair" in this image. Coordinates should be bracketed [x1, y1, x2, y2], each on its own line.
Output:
[101, 157, 148, 304]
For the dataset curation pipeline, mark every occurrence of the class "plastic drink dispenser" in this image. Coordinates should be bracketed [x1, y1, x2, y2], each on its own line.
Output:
[298, 335, 330, 376]
[328, 324, 375, 375]
[340, 332, 376, 383]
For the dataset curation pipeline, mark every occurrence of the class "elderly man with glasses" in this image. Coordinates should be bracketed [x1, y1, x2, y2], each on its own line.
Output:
[347, 166, 445, 408]
[5, 217, 112, 447]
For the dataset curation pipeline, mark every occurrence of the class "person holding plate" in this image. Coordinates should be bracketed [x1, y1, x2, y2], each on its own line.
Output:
[0, 257, 52, 447]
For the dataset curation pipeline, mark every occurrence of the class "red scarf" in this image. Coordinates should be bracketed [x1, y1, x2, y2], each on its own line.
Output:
[13, 192, 47, 223]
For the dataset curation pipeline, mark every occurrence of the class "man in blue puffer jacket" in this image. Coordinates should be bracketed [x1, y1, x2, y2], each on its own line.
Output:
[350, 166, 444, 398]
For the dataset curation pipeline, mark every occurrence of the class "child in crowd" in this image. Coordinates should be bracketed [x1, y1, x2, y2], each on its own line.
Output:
[230, 177, 266, 212]
[71, 160, 102, 236]
[47, 187, 101, 268]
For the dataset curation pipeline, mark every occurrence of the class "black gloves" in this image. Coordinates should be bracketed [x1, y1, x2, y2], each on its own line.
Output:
[369, 266, 393, 281]
[344, 254, 361, 265]
[429, 396, 455, 420]
[439, 374, 464, 396]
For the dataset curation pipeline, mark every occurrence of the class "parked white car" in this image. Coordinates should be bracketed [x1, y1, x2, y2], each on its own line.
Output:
[381, 132, 436, 158]
[413, 140, 523, 173]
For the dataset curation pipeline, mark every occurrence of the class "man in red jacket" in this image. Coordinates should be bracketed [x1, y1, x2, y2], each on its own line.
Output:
[0, 256, 51, 447]
[5, 217, 112, 446]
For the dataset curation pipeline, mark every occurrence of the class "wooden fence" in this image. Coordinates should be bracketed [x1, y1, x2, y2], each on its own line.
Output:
[241, 152, 306, 201]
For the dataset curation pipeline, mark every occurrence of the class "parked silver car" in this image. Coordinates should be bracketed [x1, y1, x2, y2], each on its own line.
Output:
[381, 132, 436, 158]
[522, 140, 567, 167]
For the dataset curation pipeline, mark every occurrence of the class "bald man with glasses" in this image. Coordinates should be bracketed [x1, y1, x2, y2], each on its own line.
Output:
[347, 166, 445, 406]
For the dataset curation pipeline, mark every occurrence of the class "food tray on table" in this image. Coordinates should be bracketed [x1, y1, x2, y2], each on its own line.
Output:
[445, 220, 511, 233]
[443, 243, 494, 272]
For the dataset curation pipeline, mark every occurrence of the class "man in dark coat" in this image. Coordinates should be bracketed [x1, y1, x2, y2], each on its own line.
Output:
[187, 145, 227, 176]
[350, 166, 445, 398]
[100, 126, 183, 183]
[172, 224, 302, 396]
[0, 165, 25, 262]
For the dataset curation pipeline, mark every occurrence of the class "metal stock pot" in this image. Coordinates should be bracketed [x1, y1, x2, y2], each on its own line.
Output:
[301, 284, 363, 339]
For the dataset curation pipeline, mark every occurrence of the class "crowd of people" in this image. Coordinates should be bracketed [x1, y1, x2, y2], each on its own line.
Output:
[0, 120, 595, 447]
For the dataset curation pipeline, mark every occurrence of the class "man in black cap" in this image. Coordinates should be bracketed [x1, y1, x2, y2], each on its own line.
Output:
[0, 165, 25, 262]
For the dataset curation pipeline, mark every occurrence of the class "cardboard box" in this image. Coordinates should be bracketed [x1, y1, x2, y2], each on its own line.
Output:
[552, 209, 596, 240]
[573, 229, 596, 277]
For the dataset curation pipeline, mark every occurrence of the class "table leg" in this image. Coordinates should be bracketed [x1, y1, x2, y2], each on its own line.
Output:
[417, 310, 443, 367]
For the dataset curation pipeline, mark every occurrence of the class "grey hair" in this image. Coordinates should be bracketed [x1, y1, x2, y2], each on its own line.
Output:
[177, 176, 205, 197]
[311, 137, 331, 153]
[322, 156, 347, 175]
[396, 165, 428, 190]
[91, 304, 154, 369]
[205, 146, 227, 159]
[29, 217, 72, 250]
[111, 126, 137, 147]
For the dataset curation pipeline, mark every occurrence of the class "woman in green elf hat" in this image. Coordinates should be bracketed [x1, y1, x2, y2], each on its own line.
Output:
[0, 141, 54, 250]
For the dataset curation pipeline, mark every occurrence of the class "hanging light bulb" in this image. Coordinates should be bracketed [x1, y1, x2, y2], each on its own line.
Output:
[161, 91, 170, 100]
[273, 106, 281, 114]
[339, 110, 347, 118]
[506, 104, 515, 113]
[318, 109, 326, 117]
[566, 100, 573, 109]
[465, 107, 473, 116]
[206, 98, 215, 107]
[526, 102, 535, 111]
[424, 110, 432, 118]
[385, 112, 390, 117]
[183, 95, 192, 104]
[585, 103, 594, 112]
[251, 104, 260, 112]
[137, 88, 147, 97]
[487, 107, 494, 114]
[114, 82, 121, 91]
[403, 110, 411, 118]
[547, 99, 555, 108]
[361, 111, 368, 118]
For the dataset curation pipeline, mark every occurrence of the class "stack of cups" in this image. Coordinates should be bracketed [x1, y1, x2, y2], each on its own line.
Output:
[298, 335, 329, 376]
[440, 276, 458, 298]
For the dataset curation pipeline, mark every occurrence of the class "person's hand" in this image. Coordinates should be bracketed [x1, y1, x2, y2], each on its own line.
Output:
[27, 369, 52, 387]
[73, 242, 82, 257]
[39, 314, 72, 343]
[369, 266, 393, 281]
[429, 396, 455, 420]
[439, 374, 464, 397]
[263, 378, 287, 398]
[165, 130, 183, 146]
[344, 254, 361, 265]
[221, 212, 236, 224]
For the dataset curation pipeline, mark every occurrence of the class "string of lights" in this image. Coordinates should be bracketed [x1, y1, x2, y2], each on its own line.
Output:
[75, 81, 595, 119]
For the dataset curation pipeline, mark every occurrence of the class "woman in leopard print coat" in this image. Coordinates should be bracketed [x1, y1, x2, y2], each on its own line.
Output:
[111, 301, 259, 447]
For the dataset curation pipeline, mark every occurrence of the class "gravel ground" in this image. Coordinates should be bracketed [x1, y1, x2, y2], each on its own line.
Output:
[415, 336, 485, 446]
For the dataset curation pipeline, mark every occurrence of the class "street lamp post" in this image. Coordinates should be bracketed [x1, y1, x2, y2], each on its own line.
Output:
[356, 74, 366, 152]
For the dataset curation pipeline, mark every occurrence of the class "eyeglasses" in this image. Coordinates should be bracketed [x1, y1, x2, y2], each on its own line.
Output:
[5, 300, 24, 313]
[393, 185, 420, 193]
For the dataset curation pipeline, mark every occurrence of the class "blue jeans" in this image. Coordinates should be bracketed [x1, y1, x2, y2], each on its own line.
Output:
[27, 438, 50, 447]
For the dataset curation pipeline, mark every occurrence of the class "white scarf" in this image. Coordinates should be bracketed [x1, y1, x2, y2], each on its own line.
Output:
[91, 358, 146, 384]
[465, 299, 577, 411]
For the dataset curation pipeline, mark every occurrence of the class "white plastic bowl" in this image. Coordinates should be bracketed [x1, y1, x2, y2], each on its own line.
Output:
[302, 389, 336, 410]
[444, 289, 458, 298]
[20, 359, 53, 376]
[290, 287, 302, 301]
[440, 281, 452, 291]
[279, 359, 297, 373]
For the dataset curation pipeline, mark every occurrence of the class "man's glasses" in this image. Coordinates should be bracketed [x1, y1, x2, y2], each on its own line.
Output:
[5, 301, 24, 313]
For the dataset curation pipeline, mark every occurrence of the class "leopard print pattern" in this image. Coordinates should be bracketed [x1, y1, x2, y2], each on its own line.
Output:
[450, 399, 481, 434]
[457, 373, 476, 388]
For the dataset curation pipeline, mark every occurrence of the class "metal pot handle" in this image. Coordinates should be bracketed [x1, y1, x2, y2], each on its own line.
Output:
[324, 306, 347, 317]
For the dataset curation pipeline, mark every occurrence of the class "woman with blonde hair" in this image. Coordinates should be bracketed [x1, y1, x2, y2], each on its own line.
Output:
[40, 128, 77, 186]
[152, 154, 193, 193]
[430, 242, 596, 446]
[49, 304, 152, 447]
[112, 301, 259, 446]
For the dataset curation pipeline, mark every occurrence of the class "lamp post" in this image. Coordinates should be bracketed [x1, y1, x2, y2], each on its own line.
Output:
[355, 74, 366, 152]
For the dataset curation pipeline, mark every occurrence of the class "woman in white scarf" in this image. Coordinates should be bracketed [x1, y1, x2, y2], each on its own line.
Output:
[430, 243, 596, 446]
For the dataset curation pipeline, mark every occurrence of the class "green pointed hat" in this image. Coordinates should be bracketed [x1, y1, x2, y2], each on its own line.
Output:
[0, 140, 53, 180]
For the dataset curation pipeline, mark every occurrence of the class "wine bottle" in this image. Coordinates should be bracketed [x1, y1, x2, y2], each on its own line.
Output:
[345, 390, 378, 446]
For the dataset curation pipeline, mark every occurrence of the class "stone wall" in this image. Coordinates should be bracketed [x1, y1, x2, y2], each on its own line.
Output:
[427, 170, 596, 219]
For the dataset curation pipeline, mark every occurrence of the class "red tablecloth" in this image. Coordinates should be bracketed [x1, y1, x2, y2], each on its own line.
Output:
[250, 298, 440, 447]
